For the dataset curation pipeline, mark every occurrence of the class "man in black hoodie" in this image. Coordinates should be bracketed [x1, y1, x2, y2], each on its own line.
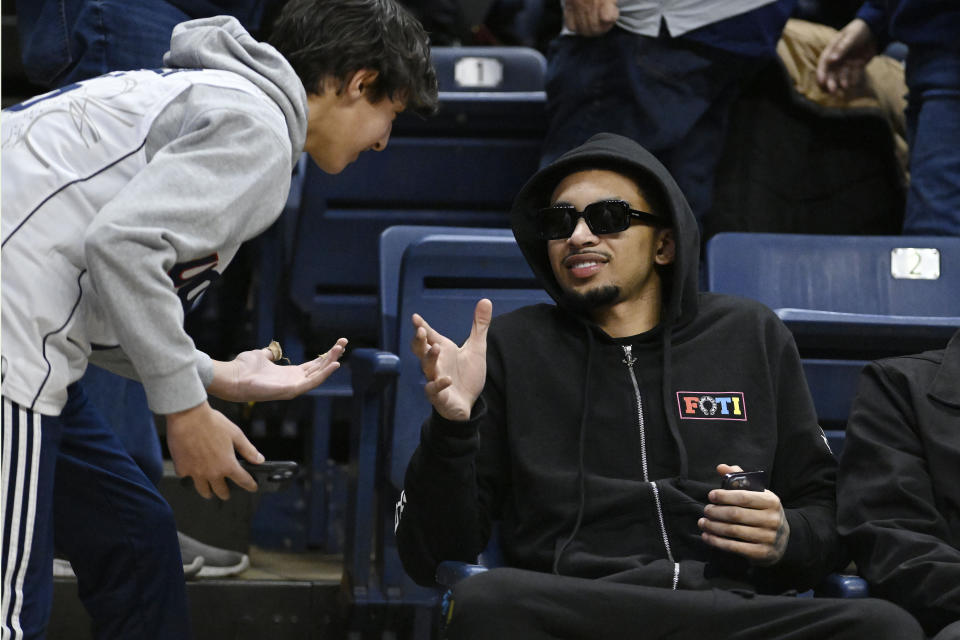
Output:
[395, 133, 923, 639]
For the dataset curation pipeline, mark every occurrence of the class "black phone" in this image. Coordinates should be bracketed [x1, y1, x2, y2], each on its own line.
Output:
[178, 460, 299, 493]
[721, 469, 766, 492]
[239, 460, 298, 492]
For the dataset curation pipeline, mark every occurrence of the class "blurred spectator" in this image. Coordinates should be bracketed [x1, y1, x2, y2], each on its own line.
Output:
[817, 1, 960, 236]
[540, 0, 796, 226]
[15, 0, 274, 88]
[703, 14, 907, 240]
[399, 0, 545, 48]
[778, 18, 909, 183]
[792, 0, 862, 30]
[837, 328, 960, 639]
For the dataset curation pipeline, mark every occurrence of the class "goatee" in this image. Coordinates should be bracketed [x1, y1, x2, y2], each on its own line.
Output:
[560, 285, 620, 315]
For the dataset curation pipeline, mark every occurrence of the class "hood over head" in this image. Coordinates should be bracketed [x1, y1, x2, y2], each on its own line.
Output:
[164, 16, 308, 168]
[512, 136, 705, 569]
[511, 132, 700, 328]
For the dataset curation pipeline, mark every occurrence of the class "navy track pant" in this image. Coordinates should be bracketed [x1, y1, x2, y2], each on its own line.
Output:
[1, 384, 190, 639]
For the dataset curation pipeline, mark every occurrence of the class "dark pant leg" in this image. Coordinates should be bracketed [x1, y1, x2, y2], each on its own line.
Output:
[541, 28, 761, 223]
[1, 397, 61, 640]
[81, 365, 162, 486]
[902, 47, 960, 236]
[446, 567, 925, 640]
[58, 0, 191, 87]
[933, 620, 960, 640]
[52, 384, 190, 640]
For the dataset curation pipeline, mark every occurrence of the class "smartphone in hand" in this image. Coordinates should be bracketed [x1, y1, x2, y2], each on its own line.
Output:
[239, 460, 298, 493]
[179, 460, 300, 494]
[721, 469, 766, 492]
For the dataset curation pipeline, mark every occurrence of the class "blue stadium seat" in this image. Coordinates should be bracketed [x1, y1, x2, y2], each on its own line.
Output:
[704, 232, 960, 597]
[345, 226, 549, 636]
[705, 232, 960, 446]
[704, 233, 960, 355]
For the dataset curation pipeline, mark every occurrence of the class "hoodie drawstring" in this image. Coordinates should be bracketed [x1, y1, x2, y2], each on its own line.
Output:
[552, 321, 593, 575]
[660, 324, 687, 478]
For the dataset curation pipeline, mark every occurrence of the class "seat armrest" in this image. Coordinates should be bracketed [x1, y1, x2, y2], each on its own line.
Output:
[350, 348, 400, 391]
[343, 348, 399, 604]
[776, 309, 960, 356]
[436, 561, 490, 588]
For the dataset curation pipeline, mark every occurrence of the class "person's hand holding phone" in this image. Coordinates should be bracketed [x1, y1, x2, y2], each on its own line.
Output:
[239, 460, 298, 493]
[698, 464, 790, 566]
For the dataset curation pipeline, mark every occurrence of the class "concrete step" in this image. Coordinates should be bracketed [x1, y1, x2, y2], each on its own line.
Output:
[48, 547, 347, 639]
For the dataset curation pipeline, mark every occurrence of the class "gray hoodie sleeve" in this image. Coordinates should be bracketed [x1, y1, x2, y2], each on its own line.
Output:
[88, 346, 215, 390]
[83, 86, 292, 415]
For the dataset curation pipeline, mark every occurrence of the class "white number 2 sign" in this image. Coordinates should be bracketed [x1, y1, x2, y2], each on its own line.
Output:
[890, 248, 941, 280]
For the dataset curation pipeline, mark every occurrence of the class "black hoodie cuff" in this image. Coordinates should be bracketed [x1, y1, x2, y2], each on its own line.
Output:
[422, 397, 488, 459]
[752, 509, 821, 592]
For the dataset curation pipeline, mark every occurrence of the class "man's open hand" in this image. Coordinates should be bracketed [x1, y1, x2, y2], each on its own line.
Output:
[411, 299, 492, 421]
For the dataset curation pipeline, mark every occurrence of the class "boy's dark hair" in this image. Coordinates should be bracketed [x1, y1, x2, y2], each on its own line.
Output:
[268, 0, 438, 116]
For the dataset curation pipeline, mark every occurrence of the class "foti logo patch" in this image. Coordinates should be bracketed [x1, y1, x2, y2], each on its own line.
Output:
[677, 391, 747, 421]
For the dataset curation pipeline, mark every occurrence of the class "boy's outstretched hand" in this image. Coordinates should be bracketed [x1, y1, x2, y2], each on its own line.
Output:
[411, 298, 492, 422]
[208, 337, 348, 402]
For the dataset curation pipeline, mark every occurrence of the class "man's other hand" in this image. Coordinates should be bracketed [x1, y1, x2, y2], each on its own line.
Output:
[411, 298, 492, 422]
[698, 464, 790, 566]
[564, 0, 619, 36]
[166, 401, 263, 500]
[816, 18, 878, 94]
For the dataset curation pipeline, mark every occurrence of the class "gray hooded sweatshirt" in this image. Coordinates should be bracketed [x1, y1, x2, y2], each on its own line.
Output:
[1, 16, 308, 415]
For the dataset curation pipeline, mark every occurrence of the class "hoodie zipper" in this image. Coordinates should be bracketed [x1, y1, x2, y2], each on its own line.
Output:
[622, 345, 679, 589]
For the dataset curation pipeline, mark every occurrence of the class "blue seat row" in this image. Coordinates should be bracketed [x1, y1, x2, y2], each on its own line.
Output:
[705, 232, 960, 454]
[340, 227, 960, 636]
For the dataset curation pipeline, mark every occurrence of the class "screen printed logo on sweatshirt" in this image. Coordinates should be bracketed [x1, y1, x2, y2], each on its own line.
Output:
[676, 391, 747, 421]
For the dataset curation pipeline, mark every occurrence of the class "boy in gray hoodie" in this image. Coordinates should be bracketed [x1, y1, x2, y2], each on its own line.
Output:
[0, 0, 437, 636]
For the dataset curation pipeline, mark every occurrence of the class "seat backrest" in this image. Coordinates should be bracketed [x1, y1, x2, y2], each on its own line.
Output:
[373, 226, 550, 603]
[407, 46, 548, 136]
[705, 233, 960, 318]
[388, 232, 550, 488]
[705, 232, 960, 440]
[432, 46, 546, 93]
[705, 233, 960, 357]
[379, 226, 516, 349]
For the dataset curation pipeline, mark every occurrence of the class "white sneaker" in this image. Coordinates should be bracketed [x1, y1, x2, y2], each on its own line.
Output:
[178, 532, 249, 578]
[53, 553, 205, 580]
[53, 558, 75, 579]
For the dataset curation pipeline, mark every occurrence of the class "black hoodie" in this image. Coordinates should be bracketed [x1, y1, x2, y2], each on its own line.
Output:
[395, 133, 842, 593]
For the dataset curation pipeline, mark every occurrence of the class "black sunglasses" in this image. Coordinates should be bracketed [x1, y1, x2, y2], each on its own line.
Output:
[536, 200, 667, 240]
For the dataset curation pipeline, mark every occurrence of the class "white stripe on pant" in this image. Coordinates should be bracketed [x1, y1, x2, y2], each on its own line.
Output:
[1, 398, 42, 640]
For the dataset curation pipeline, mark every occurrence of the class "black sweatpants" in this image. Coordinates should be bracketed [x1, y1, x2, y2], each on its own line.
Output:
[446, 567, 925, 640]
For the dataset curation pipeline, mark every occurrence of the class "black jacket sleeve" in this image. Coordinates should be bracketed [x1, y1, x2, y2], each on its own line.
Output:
[395, 344, 510, 587]
[838, 360, 960, 635]
[754, 327, 844, 592]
